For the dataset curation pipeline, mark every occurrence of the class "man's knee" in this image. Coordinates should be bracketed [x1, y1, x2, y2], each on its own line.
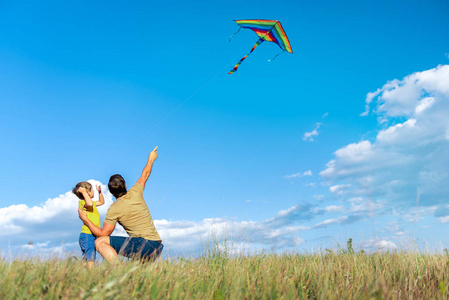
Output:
[95, 236, 109, 248]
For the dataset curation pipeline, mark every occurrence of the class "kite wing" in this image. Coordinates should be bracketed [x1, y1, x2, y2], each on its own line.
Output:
[228, 19, 292, 74]
[235, 19, 293, 53]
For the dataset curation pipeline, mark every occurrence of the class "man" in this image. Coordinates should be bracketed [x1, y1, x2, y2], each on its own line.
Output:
[78, 146, 162, 263]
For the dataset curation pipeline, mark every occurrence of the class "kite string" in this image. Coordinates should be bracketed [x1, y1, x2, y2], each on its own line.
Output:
[229, 27, 241, 42]
[268, 50, 285, 62]
[109, 61, 234, 165]
[136, 62, 230, 133]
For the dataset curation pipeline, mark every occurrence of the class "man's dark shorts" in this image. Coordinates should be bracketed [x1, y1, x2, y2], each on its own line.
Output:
[109, 236, 163, 261]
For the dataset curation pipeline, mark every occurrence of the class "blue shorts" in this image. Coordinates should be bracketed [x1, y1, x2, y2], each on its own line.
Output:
[79, 233, 97, 262]
[109, 236, 163, 261]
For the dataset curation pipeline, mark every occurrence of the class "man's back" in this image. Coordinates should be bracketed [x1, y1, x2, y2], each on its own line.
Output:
[104, 182, 161, 241]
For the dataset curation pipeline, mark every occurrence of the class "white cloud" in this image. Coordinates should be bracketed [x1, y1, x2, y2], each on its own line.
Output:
[361, 88, 382, 116]
[303, 123, 321, 142]
[1, 186, 333, 257]
[313, 194, 324, 200]
[348, 197, 384, 215]
[363, 239, 398, 252]
[329, 184, 351, 195]
[415, 97, 435, 114]
[0, 182, 376, 258]
[151, 211, 323, 256]
[284, 170, 312, 179]
[324, 205, 346, 213]
[16, 242, 80, 260]
[265, 204, 316, 227]
[312, 205, 345, 214]
[312, 215, 363, 228]
[438, 216, 449, 223]
[321, 65, 449, 207]
[313, 217, 345, 228]
[303, 114, 328, 142]
[401, 206, 437, 223]
[0, 180, 124, 244]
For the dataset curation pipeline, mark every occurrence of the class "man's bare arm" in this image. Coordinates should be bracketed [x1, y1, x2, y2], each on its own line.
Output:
[78, 208, 115, 237]
[136, 146, 158, 189]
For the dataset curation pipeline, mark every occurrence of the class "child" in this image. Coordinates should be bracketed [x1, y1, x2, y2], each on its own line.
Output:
[72, 181, 105, 268]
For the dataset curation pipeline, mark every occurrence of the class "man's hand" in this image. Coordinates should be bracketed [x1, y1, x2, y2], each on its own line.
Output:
[96, 185, 102, 193]
[78, 208, 88, 222]
[149, 146, 158, 161]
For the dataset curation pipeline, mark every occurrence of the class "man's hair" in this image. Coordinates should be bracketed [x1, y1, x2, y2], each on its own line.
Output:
[72, 181, 92, 200]
[108, 174, 127, 199]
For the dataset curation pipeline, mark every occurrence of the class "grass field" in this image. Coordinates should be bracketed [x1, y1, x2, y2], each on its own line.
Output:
[2, 243, 449, 299]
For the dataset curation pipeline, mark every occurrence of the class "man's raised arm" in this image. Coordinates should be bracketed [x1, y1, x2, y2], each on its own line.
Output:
[136, 146, 158, 189]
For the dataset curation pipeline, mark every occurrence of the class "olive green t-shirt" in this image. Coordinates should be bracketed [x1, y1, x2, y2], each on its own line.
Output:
[104, 182, 161, 241]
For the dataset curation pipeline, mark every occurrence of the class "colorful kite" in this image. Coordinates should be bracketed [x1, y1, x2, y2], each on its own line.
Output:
[228, 19, 293, 74]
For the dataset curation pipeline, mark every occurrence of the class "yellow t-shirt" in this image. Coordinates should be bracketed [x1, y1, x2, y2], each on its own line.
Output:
[79, 200, 101, 234]
[104, 182, 161, 241]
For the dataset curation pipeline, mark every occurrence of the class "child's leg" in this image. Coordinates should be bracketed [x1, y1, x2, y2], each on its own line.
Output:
[86, 261, 94, 269]
[84, 234, 97, 267]
[79, 233, 88, 261]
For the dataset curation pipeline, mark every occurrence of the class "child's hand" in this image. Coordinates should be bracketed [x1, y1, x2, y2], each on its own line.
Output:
[78, 187, 86, 194]
[96, 185, 101, 193]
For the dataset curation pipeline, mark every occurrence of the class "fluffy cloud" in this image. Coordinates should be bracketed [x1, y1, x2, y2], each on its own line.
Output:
[311, 205, 346, 215]
[157, 217, 307, 256]
[303, 123, 321, 142]
[0, 182, 377, 259]
[284, 170, 312, 179]
[2, 174, 420, 259]
[0, 180, 113, 239]
[321, 65, 449, 207]
[0, 184, 321, 258]
[303, 113, 328, 142]
[313, 215, 364, 229]
[363, 239, 398, 252]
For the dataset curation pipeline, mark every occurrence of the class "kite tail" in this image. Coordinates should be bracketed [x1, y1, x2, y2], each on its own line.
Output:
[228, 38, 264, 74]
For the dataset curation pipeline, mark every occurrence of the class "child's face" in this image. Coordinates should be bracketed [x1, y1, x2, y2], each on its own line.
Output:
[88, 189, 94, 199]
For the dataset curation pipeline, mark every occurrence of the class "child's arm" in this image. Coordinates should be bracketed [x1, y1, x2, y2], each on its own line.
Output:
[96, 185, 105, 207]
[79, 187, 93, 207]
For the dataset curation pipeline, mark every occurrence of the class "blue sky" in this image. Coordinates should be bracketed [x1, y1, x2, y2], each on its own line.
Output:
[1, 0, 449, 257]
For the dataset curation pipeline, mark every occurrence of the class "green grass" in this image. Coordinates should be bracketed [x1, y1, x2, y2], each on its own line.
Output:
[2, 249, 449, 299]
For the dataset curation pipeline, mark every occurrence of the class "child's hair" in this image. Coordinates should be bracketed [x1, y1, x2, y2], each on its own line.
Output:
[72, 181, 93, 200]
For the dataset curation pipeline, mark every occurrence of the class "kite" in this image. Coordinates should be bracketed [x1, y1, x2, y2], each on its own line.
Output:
[228, 19, 293, 74]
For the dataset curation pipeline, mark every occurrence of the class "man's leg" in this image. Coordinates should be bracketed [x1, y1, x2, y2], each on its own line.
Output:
[95, 236, 118, 263]
[138, 240, 164, 262]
